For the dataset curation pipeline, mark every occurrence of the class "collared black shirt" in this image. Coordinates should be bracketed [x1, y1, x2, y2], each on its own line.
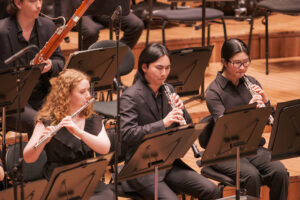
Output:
[149, 86, 164, 119]
[206, 71, 266, 121]
[15, 18, 39, 67]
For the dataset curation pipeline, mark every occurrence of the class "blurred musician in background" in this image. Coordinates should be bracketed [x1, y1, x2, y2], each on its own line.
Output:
[205, 38, 289, 200]
[54, 0, 144, 50]
[23, 69, 113, 199]
[120, 43, 219, 200]
[0, 0, 65, 137]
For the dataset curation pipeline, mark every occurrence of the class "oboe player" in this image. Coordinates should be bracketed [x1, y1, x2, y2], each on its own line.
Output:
[0, 0, 65, 137]
[23, 69, 114, 199]
[205, 38, 289, 200]
[120, 43, 219, 199]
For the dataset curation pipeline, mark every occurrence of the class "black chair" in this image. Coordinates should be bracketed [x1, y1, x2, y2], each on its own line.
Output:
[146, 0, 227, 46]
[5, 142, 47, 182]
[249, 0, 300, 74]
[90, 40, 135, 120]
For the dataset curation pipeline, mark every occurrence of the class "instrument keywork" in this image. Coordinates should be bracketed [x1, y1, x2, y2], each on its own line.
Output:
[32, 0, 95, 65]
[34, 98, 95, 149]
[243, 76, 274, 125]
[163, 84, 201, 158]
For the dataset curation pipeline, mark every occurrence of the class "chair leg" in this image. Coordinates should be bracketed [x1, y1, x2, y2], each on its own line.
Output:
[207, 23, 211, 46]
[264, 11, 271, 75]
[221, 17, 227, 41]
[248, 8, 256, 54]
[162, 20, 167, 46]
[218, 183, 225, 198]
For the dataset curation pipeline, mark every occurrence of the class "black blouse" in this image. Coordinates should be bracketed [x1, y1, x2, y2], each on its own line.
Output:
[42, 114, 103, 180]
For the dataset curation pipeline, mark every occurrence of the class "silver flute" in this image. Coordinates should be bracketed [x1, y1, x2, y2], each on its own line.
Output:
[243, 76, 274, 125]
[163, 84, 201, 158]
[34, 98, 95, 149]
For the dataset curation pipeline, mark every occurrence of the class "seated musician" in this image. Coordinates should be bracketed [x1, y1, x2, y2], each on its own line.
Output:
[0, 0, 65, 137]
[205, 38, 289, 200]
[23, 69, 114, 199]
[119, 43, 219, 199]
[54, 0, 144, 50]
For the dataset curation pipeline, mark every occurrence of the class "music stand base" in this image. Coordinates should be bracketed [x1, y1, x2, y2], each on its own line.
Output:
[217, 195, 259, 200]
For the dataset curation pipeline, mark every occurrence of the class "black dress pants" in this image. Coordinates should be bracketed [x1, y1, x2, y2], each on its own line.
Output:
[212, 147, 289, 200]
[133, 164, 219, 200]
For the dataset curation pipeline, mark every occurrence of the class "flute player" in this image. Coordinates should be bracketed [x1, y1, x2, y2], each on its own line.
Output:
[23, 69, 113, 199]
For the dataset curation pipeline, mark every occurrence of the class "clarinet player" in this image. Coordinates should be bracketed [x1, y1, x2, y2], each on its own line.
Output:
[205, 38, 289, 199]
[23, 69, 114, 199]
[0, 0, 65, 137]
[120, 43, 219, 199]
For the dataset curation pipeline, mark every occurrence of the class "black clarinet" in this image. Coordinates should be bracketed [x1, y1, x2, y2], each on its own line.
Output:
[163, 84, 201, 158]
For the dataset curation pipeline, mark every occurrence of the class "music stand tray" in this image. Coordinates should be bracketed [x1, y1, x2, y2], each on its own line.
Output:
[0, 64, 43, 115]
[0, 179, 47, 200]
[65, 46, 128, 91]
[40, 153, 113, 200]
[201, 104, 272, 166]
[118, 122, 207, 182]
[200, 104, 272, 200]
[268, 99, 300, 161]
[167, 46, 213, 97]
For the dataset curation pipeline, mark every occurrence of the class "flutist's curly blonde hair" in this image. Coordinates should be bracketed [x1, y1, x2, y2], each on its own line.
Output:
[37, 69, 93, 125]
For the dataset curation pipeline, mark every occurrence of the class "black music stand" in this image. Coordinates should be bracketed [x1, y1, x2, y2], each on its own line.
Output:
[65, 45, 128, 92]
[40, 153, 113, 200]
[167, 46, 213, 101]
[118, 122, 207, 199]
[200, 104, 272, 200]
[0, 179, 47, 200]
[268, 99, 300, 161]
[0, 63, 42, 189]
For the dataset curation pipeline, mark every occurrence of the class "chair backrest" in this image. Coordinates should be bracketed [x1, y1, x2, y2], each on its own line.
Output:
[5, 142, 47, 182]
[198, 115, 215, 149]
[106, 128, 127, 164]
[88, 40, 135, 77]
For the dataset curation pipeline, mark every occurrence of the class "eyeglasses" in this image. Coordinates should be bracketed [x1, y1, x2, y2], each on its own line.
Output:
[228, 58, 251, 69]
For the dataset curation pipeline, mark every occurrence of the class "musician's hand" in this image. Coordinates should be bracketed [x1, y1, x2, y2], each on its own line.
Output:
[60, 116, 83, 139]
[41, 59, 52, 74]
[249, 94, 265, 108]
[249, 84, 268, 103]
[172, 93, 184, 110]
[163, 108, 185, 128]
[41, 125, 57, 144]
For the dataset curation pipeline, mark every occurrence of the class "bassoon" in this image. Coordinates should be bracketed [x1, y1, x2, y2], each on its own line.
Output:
[32, 0, 95, 64]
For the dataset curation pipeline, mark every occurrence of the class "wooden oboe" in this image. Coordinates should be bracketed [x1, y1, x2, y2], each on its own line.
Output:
[32, 0, 94, 64]
[163, 84, 201, 158]
[34, 98, 95, 149]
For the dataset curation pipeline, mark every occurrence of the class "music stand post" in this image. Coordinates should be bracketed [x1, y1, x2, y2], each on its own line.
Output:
[167, 46, 213, 103]
[268, 99, 300, 161]
[112, 6, 123, 200]
[200, 104, 272, 200]
[117, 122, 208, 200]
[0, 63, 42, 195]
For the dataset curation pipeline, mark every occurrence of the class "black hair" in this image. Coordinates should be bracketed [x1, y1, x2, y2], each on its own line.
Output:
[221, 38, 249, 71]
[134, 43, 170, 83]
[6, 0, 20, 16]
